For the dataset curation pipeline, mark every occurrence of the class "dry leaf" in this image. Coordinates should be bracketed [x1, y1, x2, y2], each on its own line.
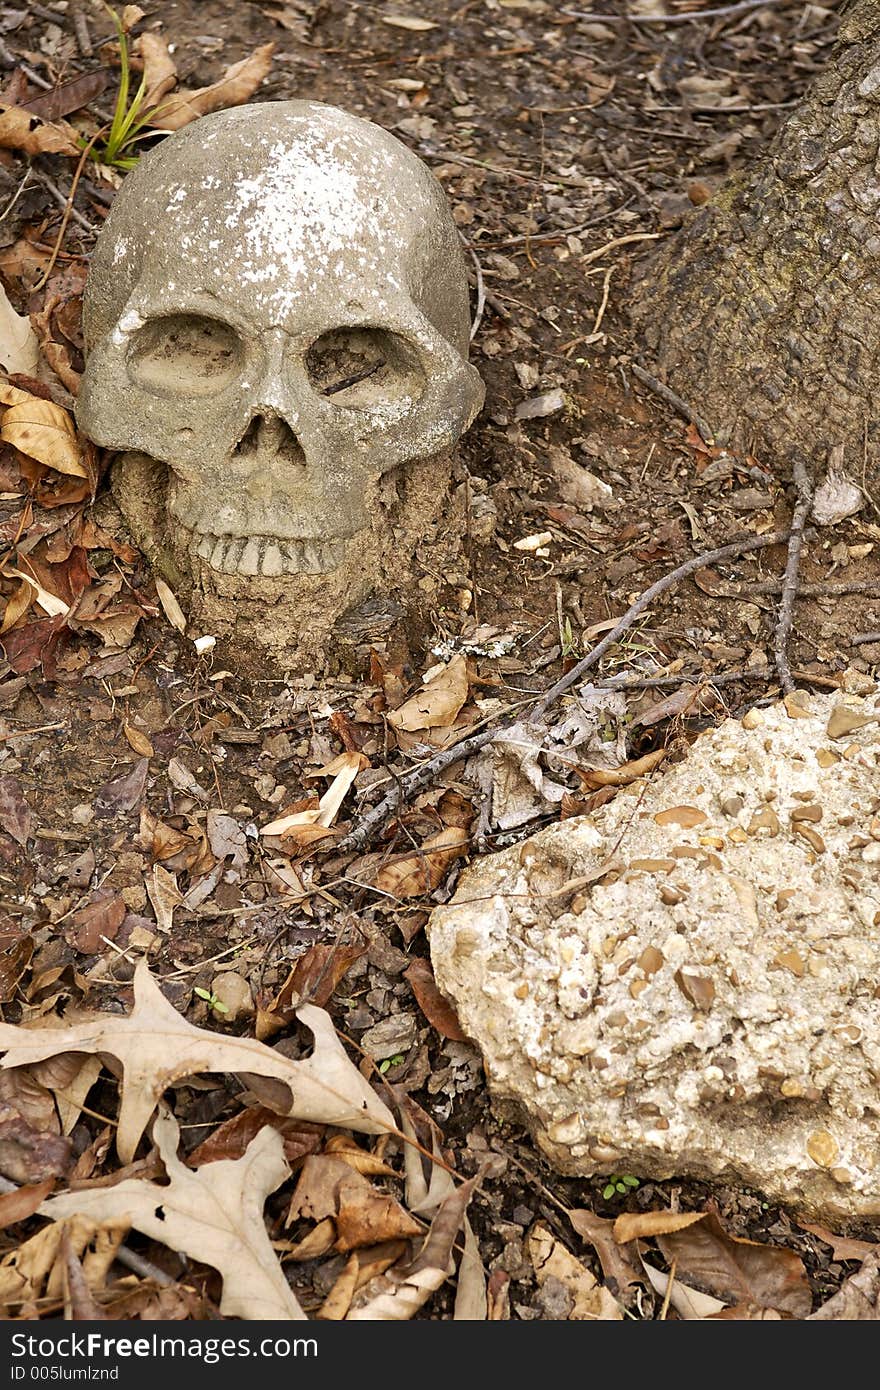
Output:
[0, 286, 39, 376]
[0, 959, 394, 1162]
[261, 752, 365, 838]
[640, 1255, 727, 1319]
[5, 569, 69, 619]
[656, 1208, 812, 1317]
[0, 775, 31, 846]
[579, 748, 667, 787]
[528, 1223, 623, 1320]
[0, 1178, 54, 1230]
[0, 384, 85, 478]
[137, 31, 179, 109]
[374, 826, 469, 898]
[287, 1154, 424, 1252]
[797, 1220, 878, 1264]
[145, 863, 182, 933]
[43, 1106, 304, 1320]
[388, 656, 469, 733]
[0, 103, 80, 156]
[809, 1251, 880, 1320]
[614, 1210, 706, 1244]
[404, 958, 468, 1041]
[149, 43, 275, 130]
[380, 13, 440, 28]
[0, 1215, 127, 1311]
[123, 723, 154, 757]
[569, 1208, 644, 1302]
[347, 1176, 477, 1319]
[153, 576, 187, 633]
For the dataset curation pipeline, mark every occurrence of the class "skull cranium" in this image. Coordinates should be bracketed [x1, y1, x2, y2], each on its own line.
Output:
[77, 100, 484, 603]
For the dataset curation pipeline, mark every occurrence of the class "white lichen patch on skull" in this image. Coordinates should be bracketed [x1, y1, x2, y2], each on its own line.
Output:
[428, 689, 880, 1221]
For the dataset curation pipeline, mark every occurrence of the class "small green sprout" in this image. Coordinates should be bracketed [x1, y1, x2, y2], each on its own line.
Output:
[88, 5, 163, 171]
[560, 616, 577, 660]
[602, 1174, 640, 1201]
[194, 986, 229, 1017]
[378, 1053, 405, 1074]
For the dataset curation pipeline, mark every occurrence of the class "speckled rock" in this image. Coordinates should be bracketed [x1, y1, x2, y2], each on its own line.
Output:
[428, 688, 880, 1221]
[77, 100, 484, 667]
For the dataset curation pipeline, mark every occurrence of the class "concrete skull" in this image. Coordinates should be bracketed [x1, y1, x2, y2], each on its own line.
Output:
[77, 100, 484, 631]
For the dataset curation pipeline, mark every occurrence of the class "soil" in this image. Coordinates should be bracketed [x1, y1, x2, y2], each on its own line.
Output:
[0, 0, 878, 1322]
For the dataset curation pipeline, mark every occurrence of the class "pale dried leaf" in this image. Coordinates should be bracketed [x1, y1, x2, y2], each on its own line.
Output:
[380, 14, 439, 29]
[641, 1255, 727, 1319]
[150, 44, 275, 131]
[5, 569, 69, 619]
[529, 1222, 623, 1320]
[0, 959, 394, 1162]
[347, 1176, 477, 1320]
[145, 863, 182, 934]
[388, 655, 469, 733]
[809, 1251, 880, 1320]
[0, 286, 39, 376]
[0, 103, 80, 156]
[153, 576, 187, 634]
[43, 1106, 304, 1320]
[262, 753, 363, 836]
[0, 386, 85, 478]
[614, 1210, 706, 1244]
[137, 32, 178, 108]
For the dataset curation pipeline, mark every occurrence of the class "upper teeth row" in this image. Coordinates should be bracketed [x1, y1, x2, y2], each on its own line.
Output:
[184, 531, 348, 576]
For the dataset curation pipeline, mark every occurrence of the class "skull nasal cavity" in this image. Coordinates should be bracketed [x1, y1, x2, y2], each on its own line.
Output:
[235, 414, 305, 466]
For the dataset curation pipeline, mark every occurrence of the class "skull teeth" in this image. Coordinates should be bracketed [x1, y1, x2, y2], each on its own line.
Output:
[183, 530, 346, 576]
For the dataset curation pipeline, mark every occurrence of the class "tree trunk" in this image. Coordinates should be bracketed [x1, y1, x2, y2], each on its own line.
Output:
[633, 0, 880, 478]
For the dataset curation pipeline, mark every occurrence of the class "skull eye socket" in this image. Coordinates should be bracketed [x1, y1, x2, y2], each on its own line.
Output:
[306, 327, 424, 408]
[127, 314, 243, 397]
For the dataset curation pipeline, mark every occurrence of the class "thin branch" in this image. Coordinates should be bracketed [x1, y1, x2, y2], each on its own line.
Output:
[562, 1, 785, 25]
[462, 237, 486, 343]
[774, 456, 814, 695]
[338, 529, 791, 852]
[631, 362, 716, 446]
[31, 169, 94, 235]
[527, 530, 790, 723]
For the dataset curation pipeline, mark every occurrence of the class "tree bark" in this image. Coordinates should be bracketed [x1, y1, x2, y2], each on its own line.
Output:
[632, 0, 880, 478]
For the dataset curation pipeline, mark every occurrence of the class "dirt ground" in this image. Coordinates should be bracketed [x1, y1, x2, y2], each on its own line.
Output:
[1, 0, 879, 1322]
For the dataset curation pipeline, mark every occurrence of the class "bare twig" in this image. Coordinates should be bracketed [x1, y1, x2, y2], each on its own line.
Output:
[462, 237, 486, 342]
[339, 529, 791, 852]
[33, 134, 101, 290]
[31, 169, 94, 234]
[631, 362, 716, 446]
[774, 456, 814, 695]
[582, 232, 660, 266]
[851, 631, 880, 646]
[335, 722, 502, 855]
[562, 1, 784, 25]
[527, 529, 790, 723]
[0, 169, 33, 225]
[70, 1, 94, 57]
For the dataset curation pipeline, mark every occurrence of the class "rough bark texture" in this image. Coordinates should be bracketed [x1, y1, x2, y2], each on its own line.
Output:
[633, 0, 880, 476]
